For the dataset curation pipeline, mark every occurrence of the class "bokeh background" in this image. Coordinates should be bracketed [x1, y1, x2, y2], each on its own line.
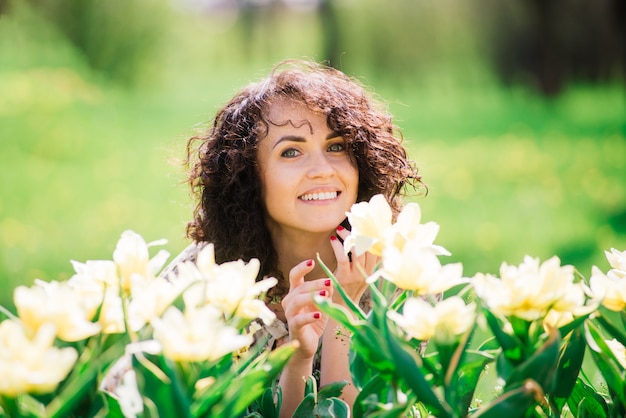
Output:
[1, 0, 625, 311]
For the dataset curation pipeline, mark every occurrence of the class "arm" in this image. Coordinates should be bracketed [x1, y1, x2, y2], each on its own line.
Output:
[278, 259, 332, 417]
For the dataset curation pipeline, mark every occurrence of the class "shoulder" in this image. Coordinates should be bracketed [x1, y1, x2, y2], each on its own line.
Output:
[160, 241, 210, 279]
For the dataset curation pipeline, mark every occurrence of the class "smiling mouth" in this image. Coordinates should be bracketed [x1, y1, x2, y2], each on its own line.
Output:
[299, 191, 339, 201]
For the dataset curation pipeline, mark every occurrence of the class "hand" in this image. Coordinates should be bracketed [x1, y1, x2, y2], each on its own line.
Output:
[281, 259, 333, 360]
[330, 226, 380, 305]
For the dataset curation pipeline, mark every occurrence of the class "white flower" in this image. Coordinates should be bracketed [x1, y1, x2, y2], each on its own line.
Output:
[377, 240, 465, 295]
[126, 275, 194, 331]
[0, 320, 77, 396]
[14, 280, 101, 342]
[605, 248, 626, 276]
[605, 338, 626, 369]
[113, 230, 169, 293]
[98, 290, 126, 334]
[385, 202, 450, 256]
[473, 256, 591, 322]
[344, 194, 393, 256]
[152, 306, 253, 362]
[388, 296, 475, 345]
[183, 257, 277, 325]
[68, 259, 118, 319]
[590, 248, 626, 312]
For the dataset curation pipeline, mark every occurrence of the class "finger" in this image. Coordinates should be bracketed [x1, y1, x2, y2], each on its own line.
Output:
[330, 234, 350, 270]
[335, 225, 350, 241]
[288, 259, 315, 291]
[282, 289, 330, 318]
[290, 311, 324, 330]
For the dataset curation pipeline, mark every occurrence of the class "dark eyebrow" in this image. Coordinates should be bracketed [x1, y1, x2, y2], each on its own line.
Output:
[272, 135, 306, 149]
[272, 132, 341, 149]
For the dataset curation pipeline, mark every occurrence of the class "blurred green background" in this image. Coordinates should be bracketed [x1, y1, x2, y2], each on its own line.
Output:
[1, 0, 625, 311]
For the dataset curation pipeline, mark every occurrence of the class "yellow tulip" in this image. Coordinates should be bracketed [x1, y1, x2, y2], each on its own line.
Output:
[474, 256, 590, 322]
[152, 306, 253, 362]
[590, 248, 626, 312]
[388, 296, 475, 345]
[0, 320, 77, 396]
[344, 194, 393, 256]
[377, 240, 465, 295]
[14, 280, 101, 342]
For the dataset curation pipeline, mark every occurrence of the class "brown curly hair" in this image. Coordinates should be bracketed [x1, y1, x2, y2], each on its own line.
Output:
[186, 59, 422, 290]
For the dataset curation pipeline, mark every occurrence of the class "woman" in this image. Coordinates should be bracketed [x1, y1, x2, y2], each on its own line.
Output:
[177, 59, 421, 414]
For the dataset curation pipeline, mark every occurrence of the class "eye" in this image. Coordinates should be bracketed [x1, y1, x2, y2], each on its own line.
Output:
[328, 142, 345, 152]
[281, 148, 300, 158]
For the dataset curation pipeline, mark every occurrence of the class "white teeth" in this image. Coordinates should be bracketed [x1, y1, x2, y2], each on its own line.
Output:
[300, 191, 338, 201]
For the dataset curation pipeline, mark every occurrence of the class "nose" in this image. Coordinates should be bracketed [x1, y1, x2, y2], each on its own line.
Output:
[306, 151, 335, 179]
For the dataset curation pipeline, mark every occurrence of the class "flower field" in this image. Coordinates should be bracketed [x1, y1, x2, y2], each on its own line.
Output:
[1, 196, 624, 417]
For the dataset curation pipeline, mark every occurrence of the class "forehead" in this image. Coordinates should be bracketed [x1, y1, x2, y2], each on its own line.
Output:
[265, 98, 326, 128]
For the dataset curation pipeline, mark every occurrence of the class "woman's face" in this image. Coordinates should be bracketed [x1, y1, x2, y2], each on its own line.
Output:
[257, 98, 359, 236]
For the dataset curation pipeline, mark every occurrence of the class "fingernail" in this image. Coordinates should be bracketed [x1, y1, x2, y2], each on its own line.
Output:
[330, 236, 337, 241]
[306, 259, 313, 267]
[319, 290, 327, 297]
[313, 312, 321, 319]
[324, 279, 331, 287]
[336, 225, 345, 231]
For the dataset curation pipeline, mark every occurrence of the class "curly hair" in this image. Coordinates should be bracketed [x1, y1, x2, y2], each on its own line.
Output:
[185, 60, 422, 291]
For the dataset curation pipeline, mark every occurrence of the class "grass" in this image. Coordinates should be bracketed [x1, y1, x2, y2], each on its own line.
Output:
[0, 3, 624, 312]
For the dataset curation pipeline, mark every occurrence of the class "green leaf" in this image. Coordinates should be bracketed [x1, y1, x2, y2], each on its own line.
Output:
[504, 326, 561, 393]
[316, 254, 366, 320]
[471, 380, 544, 418]
[566, 378, 609, 418]
[353, 375, 395, 418]
[552, 327, 586, 401]
[132, 353, 192, 418]
[318, 380, 348, 400]
[385, 327, 452, 417]
[292, 393, 316, 417]
[209, 342, 297, 417]
[482, 308, 523, 358]
[101, 392, 125, 418]
[45, 335, 123, 418]
[595, 310, 626, 348]
[449, 350, 494, 416]
[584, 321, 626, 408]
[314, 397, 350, 418]
[315, 296, 362, 334]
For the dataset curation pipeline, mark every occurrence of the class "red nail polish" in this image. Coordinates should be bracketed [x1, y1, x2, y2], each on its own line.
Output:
[324, 279, 331, 287]
[313, 312, 321, 319]
[319, 290, 327, 297]
[337, 225, 345, 231]
[306, 259, 313, 267]
[330, 236, 337, 241]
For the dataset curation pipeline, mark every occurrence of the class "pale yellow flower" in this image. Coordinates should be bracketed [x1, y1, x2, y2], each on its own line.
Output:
[68, 259, 118, 319]
[344, 194, 393, 256]
[113, 230, 169, 293]
[590, 248, 626, 312]
[152, 306, 253, 362]
[15, 280, 101, 342]
[605, 338, 626, 369]
[388, 296, 475, 345]
[605, 248, 626, 277]
[376, 240, 465, 295]
[385, 202, 450, 256]
[0, 320, 77, 396]
[183, 257, 277, 325]
[473, 256, 589, 322]
[98, 289, 126, 334]
[127, 275, 195, 331]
